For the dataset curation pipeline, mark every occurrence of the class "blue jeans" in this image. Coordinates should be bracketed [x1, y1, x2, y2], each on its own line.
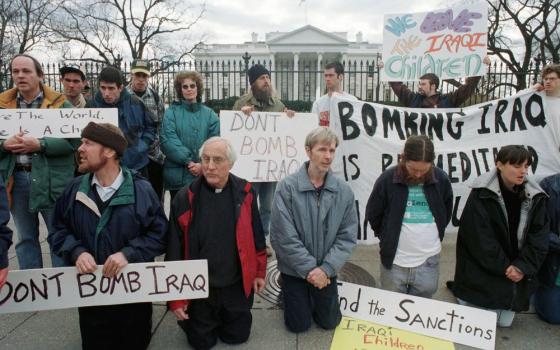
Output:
[10, 170, 64, 269]
[252, 182, 276, 237]
[380, 253, 440, 298]
[457, 298, 516, 327]
[534, 285, 560, 324]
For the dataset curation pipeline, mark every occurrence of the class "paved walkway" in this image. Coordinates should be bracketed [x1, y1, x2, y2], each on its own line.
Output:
[1, 217, 559, 349]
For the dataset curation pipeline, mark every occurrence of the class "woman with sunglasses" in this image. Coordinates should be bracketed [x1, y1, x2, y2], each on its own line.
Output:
[451, 145, 549, 327]
[161, 71, 220, 200]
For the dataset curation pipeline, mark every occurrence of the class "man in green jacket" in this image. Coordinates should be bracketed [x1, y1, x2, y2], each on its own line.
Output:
[0, 54, 76, 269]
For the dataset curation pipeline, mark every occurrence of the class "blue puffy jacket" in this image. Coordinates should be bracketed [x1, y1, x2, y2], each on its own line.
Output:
[94, 89, 155, 171]
[49, 168, 167, 265]
[0, 177, 12, 268]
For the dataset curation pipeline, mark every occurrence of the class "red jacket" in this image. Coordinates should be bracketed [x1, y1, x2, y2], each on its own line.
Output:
[166, 174, 267, 311]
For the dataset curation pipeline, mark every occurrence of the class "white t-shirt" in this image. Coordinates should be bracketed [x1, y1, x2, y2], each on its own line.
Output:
[312, 91, 357, 126]
[393, 185, 441, 268]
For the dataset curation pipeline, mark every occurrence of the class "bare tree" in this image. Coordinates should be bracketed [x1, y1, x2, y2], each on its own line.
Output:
[50, 0, 206, 66]
[487, 0, 558, 90]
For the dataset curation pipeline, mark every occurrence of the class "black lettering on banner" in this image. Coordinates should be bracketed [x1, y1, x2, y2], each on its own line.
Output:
[342, 154, 361, 181]
[0, 281, 13, 305]
[43, 125, 52, 136]
[361, 103, 377, 136]
[29, 276, 48, 301]
[339, 101, 359, 140]
[525, 94, 546, 128]
[427, 113, 444, 141]
[77, 273, 97, 298]
[528, 146, 539, 173]
[446, 112, 464, 139]
[49, 272, 64, 297]
[494, 99, 509, 133]
[395, 299, 413, 322]
[452, 196, 462, 226]
[166, 274, 179, 293]
[381, 154, 393, 172]
[193, 274, 206, 292]
[510, 98, 527, 131]
[404, 111, 419, 137]
[477, 103, 492, 134]
[147, 265, 166, 295]
[100, 275, 111, 293]
[127, 271, 141, 293]
[14, 282, 30, 303]
[382, 108, 406, 140]
[110, 273, 129, 294]
[459, 152, 471, 182]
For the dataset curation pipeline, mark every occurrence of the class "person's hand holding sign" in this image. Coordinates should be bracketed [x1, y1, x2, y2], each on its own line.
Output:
[102, 252, 128, 277]
[0, 268, 8, 290]
[173, 305, 189, 320]
[76, 252, 97, 274]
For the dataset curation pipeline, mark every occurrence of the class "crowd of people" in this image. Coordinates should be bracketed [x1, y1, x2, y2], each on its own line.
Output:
[0, 52, 559, 349]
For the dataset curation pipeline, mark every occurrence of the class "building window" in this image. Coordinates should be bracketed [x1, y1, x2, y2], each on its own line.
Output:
[205, 88, 211, 101]
[240, 87, 246, 96]
[222, 88, 229, 98]
[367, 89, 373, 101]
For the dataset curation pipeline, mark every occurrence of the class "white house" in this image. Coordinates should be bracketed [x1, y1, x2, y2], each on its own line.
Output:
[194, 25, 382, 102]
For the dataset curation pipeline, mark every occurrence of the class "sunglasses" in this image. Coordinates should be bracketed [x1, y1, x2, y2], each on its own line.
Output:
[182, 83, 197, 90]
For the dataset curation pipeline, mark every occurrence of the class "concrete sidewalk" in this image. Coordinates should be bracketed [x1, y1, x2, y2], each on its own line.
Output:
[1, 218, 559, 350]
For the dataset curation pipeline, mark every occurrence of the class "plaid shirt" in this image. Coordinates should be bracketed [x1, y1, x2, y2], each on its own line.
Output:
[15, 90, 44, 164]
[127, 85, 165, 164]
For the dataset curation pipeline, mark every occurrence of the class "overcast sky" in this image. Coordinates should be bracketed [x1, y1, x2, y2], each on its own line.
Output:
[196, 0, 449, 45]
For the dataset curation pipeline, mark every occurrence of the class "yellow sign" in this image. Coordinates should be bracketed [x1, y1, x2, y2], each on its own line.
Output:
[330, 317, 455, 350]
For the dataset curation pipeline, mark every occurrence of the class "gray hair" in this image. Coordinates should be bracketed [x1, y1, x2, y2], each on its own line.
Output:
[305, 127, 339, 150]
[199, 137, 237, 164]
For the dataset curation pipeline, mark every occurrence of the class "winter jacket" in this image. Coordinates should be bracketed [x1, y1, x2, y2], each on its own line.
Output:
[166, 174, 266, 311]
[270, 163, 358, 279]
[93, 89, 155, 171]
[366, 165, 453, 269]
[538, 174, 560, 289]
[452, 169, 549, 311]
[233, 93, 286, 112]
[0, 177, 12, 268]
[160, 101, 219, 190]
[389, 76, 481, 108]
[49, 167, 168, 265]
[0, 85, 78, 211]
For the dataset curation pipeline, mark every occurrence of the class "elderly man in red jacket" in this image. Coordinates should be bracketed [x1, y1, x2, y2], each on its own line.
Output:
[166, 136, 267, 350]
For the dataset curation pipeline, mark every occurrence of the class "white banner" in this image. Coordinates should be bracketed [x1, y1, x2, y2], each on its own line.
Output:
[382, 2, 488, 81]
[330, 91, 560, 244]
[338, 281, 497, 350]
[0, 108, 119, 139]
[0, 260, 208, 314]
[220, 110, 318, 182]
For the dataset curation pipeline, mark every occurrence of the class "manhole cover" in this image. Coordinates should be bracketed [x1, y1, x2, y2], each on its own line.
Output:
[260, 260, 376, 306]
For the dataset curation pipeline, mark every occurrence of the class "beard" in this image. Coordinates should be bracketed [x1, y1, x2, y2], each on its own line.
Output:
[397, 161, 433, 185]
[252, 84, 272, 103]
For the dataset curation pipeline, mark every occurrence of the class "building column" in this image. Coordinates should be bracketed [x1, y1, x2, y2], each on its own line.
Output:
[270, 54, 276, 91]
[316, 53, 323, 100]
[293, 53, 299, 100]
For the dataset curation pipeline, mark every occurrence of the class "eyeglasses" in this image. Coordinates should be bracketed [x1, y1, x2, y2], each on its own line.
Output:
[182, 83, 197, 90]
[201, 155, 226, 165]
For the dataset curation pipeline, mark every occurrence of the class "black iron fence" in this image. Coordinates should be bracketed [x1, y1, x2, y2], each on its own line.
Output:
[0, 57, 544, 109]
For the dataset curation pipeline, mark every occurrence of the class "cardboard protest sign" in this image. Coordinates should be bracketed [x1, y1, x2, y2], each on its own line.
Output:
[0, 108, 118, 139]
[330, 91, 560, 244]
[0, 260, 208, 314]
[220, 110, 318, 182]
[330, 316, 454, 350]
[382, 2, 488, 81]
[338, 281, 496, 350]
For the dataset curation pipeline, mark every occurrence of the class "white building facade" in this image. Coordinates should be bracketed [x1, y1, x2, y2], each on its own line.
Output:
[194, 25, 383, 102]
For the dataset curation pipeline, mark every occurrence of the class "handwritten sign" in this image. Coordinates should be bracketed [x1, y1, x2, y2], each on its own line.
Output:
[382, 2, 488, 81]
[0, 260, 208, 314]
[338, 281, 496, 350]
[0, 108, 118, 139]
[330, 316, 454, 350]
[330, 91, 560, 244]
[220, 111, 318, 182]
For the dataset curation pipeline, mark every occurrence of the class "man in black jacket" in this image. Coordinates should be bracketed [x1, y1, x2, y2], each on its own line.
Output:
[366, 135, 453, 298]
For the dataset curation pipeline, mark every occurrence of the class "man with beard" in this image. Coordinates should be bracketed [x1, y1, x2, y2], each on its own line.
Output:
[233, 64, 294, 256]
[379, 56, 490, 108]
[365, 135, 453, 298]
[49, 122, 167, 349]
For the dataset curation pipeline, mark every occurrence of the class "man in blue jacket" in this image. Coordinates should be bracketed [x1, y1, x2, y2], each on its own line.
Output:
[93, 66, 155, 176]
[271, 127, 358, 333]
[49, 122, 167, 350]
